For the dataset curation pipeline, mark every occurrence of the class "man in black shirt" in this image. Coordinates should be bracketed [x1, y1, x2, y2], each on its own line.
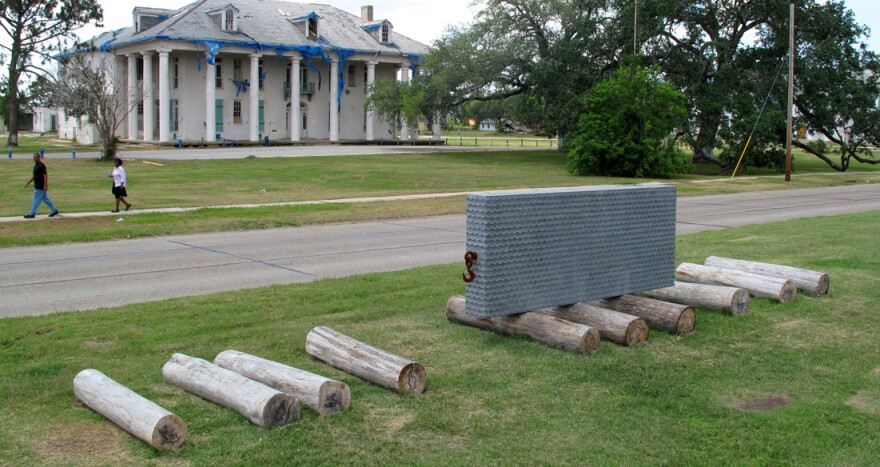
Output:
[23, 152, 59, 219]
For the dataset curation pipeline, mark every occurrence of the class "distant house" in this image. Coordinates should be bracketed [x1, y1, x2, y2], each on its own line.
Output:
[479, 119, 497, 131]
[33, 108, 58, 133]
[59, 1, 430, 144]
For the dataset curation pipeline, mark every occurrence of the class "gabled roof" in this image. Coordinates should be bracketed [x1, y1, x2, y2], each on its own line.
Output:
[360, 19, 392, 31]
[89, 0, 428, 58]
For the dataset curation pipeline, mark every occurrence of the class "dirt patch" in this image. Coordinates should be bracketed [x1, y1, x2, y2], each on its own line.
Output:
[737, 394, 792, 411]
[33, 420, 136, 465]
[730, 235, 760, 243]
[846, 390, 880, 416]
[872, 366, 880, 377]
[364, 407, 414, 437]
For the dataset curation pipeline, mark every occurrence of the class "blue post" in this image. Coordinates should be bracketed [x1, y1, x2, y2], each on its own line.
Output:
[7, 148, 10, 159]
[39, 147, 44, 158]
[177, 138, 183, 148]
[72, 147, 76, 159]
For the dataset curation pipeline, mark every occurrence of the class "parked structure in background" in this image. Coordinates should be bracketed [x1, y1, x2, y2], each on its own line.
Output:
[478, 119, 497, 131]
[55, 1, 429, 144]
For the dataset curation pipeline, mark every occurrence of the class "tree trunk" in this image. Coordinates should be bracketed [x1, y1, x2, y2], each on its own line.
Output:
[676, 263, 796, 303]
[446, 295, 601, 354]
[162, 353, 300, 427]
[592, 295, 695, 335]
[6, 55, 20, 147]
[539, 303, 649, 346]
[214, 350, 350, 416]
[704, 256, 829, 296]
[305, 326, 426, 395]
[73, 369, 187, 451]
[640, 281, 750, 316]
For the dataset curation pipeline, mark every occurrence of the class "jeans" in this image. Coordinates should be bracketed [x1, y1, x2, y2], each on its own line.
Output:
[29, 189, 58, 216]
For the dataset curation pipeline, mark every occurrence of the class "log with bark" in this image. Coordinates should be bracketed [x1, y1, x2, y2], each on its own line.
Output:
[539, 303, 649, 346]
[446, 295, 601, 354]
[592, 295, 695, 335]
[305, 326, 426, 395]
[73, 369, 187, 451]
[676, 263, 797, 303]
[214, 350, 350, 416]
[704, 256, 829, 296]
[162, 353, 300, 427]
[640, 281, 750, 316]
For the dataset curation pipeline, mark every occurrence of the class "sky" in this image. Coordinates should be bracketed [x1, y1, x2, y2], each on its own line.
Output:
[71, 0, 880, 51]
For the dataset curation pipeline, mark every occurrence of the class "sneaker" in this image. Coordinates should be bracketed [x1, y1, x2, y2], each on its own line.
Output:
[23, 214, 35, 219]
[125, 204, 131, 211]
[49, 211, 59, 217]
[110, 210, 119, 213]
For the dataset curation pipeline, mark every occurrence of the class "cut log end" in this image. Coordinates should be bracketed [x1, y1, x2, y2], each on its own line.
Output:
[581, 327, 601, 355]
[780, 280, 797, 304]
[153, 414, 187, 450]
[816, 274, 830, 296]
[399, 363, 426, 395]
[675, 307, 696, 335]
[263, 394, 300, 427]
[318, 381, 351, 415]
[624, 319, 649, 346]
[731, 288, 750, 316]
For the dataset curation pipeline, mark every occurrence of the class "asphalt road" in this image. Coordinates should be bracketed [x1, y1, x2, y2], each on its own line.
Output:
[1, 184, 878, 318]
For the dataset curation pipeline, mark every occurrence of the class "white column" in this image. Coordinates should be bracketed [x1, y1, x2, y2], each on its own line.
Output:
[158, 49, 170, 142]
[290, 56, 301, 141]
[142, 52, 154, 141]
[366, 61, 376, 141]
[399, 64, 410, 140]
[329, 58, 339, 142]
[249, 53, 260, 142]
[205, 54, 217, 142]
[432, 112, 441, 141]
[127, 54, 138, 140]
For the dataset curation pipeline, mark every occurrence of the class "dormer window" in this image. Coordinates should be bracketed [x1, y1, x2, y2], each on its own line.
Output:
[381, 23, 389, 43]
[361, 19, 393, 44]
[224, 9, 235, 31]
[308, 16, 318, 38]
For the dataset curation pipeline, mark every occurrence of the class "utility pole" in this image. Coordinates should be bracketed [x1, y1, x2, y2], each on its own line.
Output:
[634, 0, 639, 54]
[785, 0, 795, 182]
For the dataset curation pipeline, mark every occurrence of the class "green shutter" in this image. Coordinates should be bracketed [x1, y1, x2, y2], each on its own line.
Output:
[215, 99, 224, 133]
[259, 100, 265, 133]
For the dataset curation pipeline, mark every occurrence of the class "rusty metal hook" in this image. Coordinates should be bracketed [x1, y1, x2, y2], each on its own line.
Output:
[462, 251, 478, 283]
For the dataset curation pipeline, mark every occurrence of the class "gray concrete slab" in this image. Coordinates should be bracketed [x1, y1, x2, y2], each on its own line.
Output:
[0, 184, 878, 317]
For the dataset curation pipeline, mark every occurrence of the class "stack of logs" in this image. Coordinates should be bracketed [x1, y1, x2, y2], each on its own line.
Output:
[73, 326, 426, 451]
[448, 257, 829, 354]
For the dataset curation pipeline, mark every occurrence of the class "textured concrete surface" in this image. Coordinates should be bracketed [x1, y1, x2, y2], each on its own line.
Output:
[464, 185, 676, 316]
[1, 184, 878, 317]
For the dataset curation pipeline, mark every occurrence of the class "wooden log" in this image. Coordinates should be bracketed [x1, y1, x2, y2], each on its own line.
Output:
[704, 256, 829, 296]
[73, 369, 187, 451]
[305, 326, 426, 395]
[445, 295, 601, 354]
[162, 353, 300, 427]
[539, 303, 649, 346]
[676, 263, 797, 303]
[214, 350, 350, 416]
[640, 281, 749, 316]
[592, 295, 695, 335]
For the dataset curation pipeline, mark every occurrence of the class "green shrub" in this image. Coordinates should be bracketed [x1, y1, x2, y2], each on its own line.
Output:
[567, 63, 692, 178]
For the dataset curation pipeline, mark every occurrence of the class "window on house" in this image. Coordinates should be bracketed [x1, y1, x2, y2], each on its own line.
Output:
[138, 102, 144, 115]
[225, 9, 235, 31]
[300, 63, 307, 91]
[233, 58, 242, 81]
[172, 57, 179, 89]
[258, 59, 264, 90]
[381, 23, 390, 43]
[136, 58, 144, 81]
[308, 17, 318, 37]
[348, 65, 355, 87]
[215, 58, 223, 88]
[170, 99, 179, 132]
[233, 100, 242, 124]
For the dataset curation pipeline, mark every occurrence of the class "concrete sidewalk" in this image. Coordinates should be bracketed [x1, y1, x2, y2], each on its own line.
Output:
[1, 183, 878, 318]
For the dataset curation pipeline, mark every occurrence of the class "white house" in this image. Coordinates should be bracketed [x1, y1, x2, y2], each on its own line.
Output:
[32, 107, 59, 133]
[71, 1, 430, 144]
[478, 119, 497, 131]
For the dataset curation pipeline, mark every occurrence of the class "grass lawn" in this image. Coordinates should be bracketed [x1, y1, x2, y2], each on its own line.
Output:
[1, 149, 878, 247]
[1, 211, 878, 464]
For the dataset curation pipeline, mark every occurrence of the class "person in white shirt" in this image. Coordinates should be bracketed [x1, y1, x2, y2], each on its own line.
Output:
[111, 158, 132, 212]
